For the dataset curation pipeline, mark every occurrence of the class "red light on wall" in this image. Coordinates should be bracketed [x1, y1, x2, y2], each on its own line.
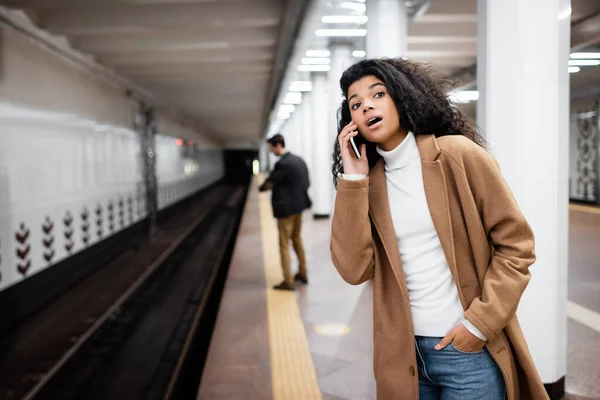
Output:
[176, 139, 183, 146]
[188, 140, 194, 146]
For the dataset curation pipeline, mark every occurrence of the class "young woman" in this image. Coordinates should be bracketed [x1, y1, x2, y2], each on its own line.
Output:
[330, 58, 548, 400]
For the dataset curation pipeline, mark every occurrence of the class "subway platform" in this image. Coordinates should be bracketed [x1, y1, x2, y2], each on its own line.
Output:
[197, 177, 600, 400]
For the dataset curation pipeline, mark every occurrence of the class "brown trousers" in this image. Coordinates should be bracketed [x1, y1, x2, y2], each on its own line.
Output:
[277, 213, 307, 284]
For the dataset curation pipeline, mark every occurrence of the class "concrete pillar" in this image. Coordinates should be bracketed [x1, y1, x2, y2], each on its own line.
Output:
[366, 0, 408, 58]
[135, 103, 158, 238]
[291, 106, 302, 157]
[301, 91, 314, 202]
[284, 111, 296, 154]
[477, 0, 571, 394]
[259, 141, 269, 173]
[311, 72, 331, 217]
[309, 41, 353, 219]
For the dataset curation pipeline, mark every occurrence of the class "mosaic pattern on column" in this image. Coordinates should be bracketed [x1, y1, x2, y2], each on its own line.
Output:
[575, 109, 599, 202]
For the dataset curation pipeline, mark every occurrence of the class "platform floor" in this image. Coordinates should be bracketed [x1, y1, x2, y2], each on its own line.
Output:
[198, 178, 600, 400]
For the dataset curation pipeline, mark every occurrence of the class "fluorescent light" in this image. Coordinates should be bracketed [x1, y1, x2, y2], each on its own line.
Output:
[278, 104, 295, 119]
[315, 324, 351, 337]
[289, 81, 313, 92]
[279, 104, 295, 114]
[577, 111, 598, 119]
[283, 92, 303, 105]
[315, 29, 367, 37]
[284, 98, 302, 105]
[448, 90, 479, 104]
[298, 65, 331, 72]
[301, 57, 330, 65]
[322, 15, 368, 24]
[558, 6, 572, 20]
[569, 66, 581, 73]
[340, 2, 366, 12]
[569, 59, 600, 66]
[252, 160, 260, 175]
[306, 50, 330, 57]
[284, 91, 303, 99]
[353, 50, 366, 57]
[570, 52, 600, 59]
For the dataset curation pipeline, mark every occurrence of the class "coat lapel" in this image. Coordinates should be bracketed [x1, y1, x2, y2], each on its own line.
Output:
[416, 135, 460, 290]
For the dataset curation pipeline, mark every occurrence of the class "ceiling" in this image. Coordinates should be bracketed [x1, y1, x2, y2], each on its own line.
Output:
[281, 0, 600, 128]
[0, 0, 298, 143]
[2, 0, 600, 144]
[424, 0, 600, 98]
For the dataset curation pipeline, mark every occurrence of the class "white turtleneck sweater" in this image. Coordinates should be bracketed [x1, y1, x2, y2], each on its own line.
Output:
[343, 132, 485, 340]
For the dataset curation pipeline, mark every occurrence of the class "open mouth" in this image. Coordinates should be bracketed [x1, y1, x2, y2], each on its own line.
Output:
[367, 116, 382, 127]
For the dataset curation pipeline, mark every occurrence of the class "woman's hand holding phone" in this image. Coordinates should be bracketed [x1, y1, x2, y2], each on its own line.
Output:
[338, 121, 369, 176]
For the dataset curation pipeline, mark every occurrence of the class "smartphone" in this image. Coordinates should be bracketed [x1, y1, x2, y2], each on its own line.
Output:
[350, 136, 361, 159]
[338, 100, 366, 160]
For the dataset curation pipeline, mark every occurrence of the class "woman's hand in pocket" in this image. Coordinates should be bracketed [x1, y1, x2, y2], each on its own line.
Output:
[435, 323, 486, 353]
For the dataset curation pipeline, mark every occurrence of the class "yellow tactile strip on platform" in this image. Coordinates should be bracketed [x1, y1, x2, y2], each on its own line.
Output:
[258, 184, 322, 400]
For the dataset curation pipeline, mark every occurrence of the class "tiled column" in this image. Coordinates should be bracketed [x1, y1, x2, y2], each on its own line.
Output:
[301, 91, 315, 202]
[259, 141, 269, 173]
[366, 0, 408, 58]
[324, 41, 353, 218]
[477, 0, 571, 394]
[286, 109, 299, 155]
[311, 71, 331, 217]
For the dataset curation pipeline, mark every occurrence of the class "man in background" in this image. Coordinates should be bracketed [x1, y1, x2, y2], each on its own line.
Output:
[259, 134, 311, 291]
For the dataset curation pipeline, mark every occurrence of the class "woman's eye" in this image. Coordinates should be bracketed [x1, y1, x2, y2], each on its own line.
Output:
[374, 91, 384, 98]
[351, 102, 361, 110]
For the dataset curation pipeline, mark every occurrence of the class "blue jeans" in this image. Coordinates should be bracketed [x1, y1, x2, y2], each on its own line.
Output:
[415, 336, 506, 400]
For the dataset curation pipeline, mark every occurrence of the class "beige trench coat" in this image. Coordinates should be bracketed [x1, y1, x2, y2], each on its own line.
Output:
[330, 134, 548, 399]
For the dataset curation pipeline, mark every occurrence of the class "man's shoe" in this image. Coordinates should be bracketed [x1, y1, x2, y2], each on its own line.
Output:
[294, 273, 308, 284]
[273, 281, 295, 291]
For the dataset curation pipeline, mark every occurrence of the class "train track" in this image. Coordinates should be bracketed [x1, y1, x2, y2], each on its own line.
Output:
[0, 183, 247, 400]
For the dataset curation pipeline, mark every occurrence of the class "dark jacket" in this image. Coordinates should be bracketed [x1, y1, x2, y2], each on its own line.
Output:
[260, 152, 311, 218]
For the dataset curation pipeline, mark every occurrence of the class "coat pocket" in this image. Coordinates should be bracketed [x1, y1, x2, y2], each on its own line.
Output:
[449, 342, 486, 354]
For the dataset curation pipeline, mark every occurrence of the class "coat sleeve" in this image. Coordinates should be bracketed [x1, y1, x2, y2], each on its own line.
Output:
[330, 177, 375, 285]
[461, 145, 536, 342]
[259, 161, 287, 192]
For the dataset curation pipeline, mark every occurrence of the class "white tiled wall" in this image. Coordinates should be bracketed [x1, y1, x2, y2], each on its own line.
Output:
[0, 113, 145, 288]
[0, 26, 223, 291]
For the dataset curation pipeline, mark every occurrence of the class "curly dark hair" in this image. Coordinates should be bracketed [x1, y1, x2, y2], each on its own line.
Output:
[332, 58, 486, 186]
